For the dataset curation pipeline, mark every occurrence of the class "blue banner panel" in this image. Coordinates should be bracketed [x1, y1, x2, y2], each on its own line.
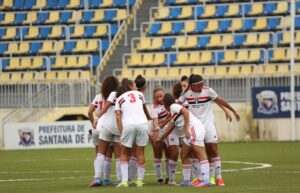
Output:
[252, 87, 300, 118]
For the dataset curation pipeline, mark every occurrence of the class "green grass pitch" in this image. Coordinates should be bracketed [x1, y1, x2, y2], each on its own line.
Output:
[0, 142, 300, 193]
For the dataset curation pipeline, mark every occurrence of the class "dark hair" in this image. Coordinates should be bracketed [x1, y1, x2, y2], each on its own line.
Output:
[101, 76, 119, 100]
[135, 75, 146, 90]
[181, 75, 189, 82]
[172, 82, 182, 99]
[117, 78, 134, 97]
[189, 74, 203, 85]
[163, 93, 176, 108]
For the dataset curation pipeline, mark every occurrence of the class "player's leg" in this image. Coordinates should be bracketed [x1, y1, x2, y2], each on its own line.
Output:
[163, 142, 170, 184]
[168, 143, 179, 185]
[135, 123, 150, 187]
[151, 138, 164, 184]
[129, 144, 137, 181]
[112, 137, 121, 183]
[176, 142, 192, 186]
[103, 144, 113, 185]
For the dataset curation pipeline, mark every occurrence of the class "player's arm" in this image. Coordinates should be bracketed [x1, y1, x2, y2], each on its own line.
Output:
[216, 103, 233, 122]
[214, 96, 240, 121]
[88, 104, 96, 128]
[158, 121, 175, 143]
[115, 110, 123, 133]
[143, 104, 152, 120]
[158, 114, 171, 128]
[180, 107, 191, 138]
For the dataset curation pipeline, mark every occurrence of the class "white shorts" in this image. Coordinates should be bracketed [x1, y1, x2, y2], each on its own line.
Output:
[99, 126, 120, 143]
[92, 129, 100, 146]
[183, 123, 205, 147]
[167, 130, 184, 146]
[202, 118, 219, 143]
[121, 123, 150, 148]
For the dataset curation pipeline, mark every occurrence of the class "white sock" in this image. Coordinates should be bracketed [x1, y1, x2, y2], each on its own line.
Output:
[94, 153, 105, 179]
[209, 163, 215, 179]
[153, 158, 162, 180]
[164, 159, 170, 179]
[200, 160, 210, 182]
[213, 157, 222, 179]
[137, 163, 145, 181]
[120, 161, 129, 182]
[192, 158, 199, 179]
[182, 164, 191, 181]
[168, 160, 177, 181]
[116, 158, 122, 181]
[104, 157, 112, 180]
[129, 157, 137, 180]
[193, 159, 202, 180]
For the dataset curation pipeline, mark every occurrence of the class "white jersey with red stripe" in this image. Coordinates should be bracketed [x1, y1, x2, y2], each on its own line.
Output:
[115, 90, 148, 127]
[151, 104, 168, 120]
[178, 86, 218, 122]
[102, 91, 119, 135]
[170, 104, 199, 133]
[91, 94, 105, 131]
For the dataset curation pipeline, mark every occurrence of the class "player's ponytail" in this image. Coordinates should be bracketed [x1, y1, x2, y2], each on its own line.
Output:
[135, 74, 146, 91]
[101, 75, 119, 100]
[117, 78, 134, 97]
[172, 82, 182, 99]
[163, 93, 176, 108]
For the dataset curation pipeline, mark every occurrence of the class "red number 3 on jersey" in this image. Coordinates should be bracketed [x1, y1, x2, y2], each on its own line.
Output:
[128, 93, 136, 103]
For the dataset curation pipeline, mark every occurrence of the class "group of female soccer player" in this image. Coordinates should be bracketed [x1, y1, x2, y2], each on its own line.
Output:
[87, 74, 240, 188]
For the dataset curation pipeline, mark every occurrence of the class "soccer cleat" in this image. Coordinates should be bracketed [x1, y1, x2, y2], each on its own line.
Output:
[192, 179, 202, 186]
[168, 180, 177, 185]
[193, 180, 210, 188]
[102, 179, 112, 186]
[88, 179, 102, 187]
[164, 178, 169, 184]
[210, 176, 216, 185]
[157, 179, 164, 184]
[176, 180, 191, 186]
[136, 180, 144, 187]
[116, 181, 128, 188]
[216, 178, 225, 186]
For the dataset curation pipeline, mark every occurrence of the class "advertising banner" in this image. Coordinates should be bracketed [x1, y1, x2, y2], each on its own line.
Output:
[4, 121, 94, 150]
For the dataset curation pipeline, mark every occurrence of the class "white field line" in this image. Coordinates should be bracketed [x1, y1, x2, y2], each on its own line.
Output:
[0, 160, 273, 182]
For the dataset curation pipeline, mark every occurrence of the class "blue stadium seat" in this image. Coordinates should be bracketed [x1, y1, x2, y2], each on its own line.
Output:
[92, 54, 100, 67]
[0, 28, 4, 38]
[111, 24, 118, 35]
[29, 42, 42, 54]
[195, 21, 207, 33]
[170, 7, 181, 19]
[296, 16, 300, 29]
[24, 0, 35, 9]
[15, 13, 26, 25]
[58, 0, 69, 9]
[46, 0, 58, 9]
[216, 51, 224, 63]
[242, 19, 255, 31]
[64, 41, 76, 53]
[172, 22, 184, 34]
[233, 34, 245, 46]
[14, 0, 25, 10]
[85, 25, 97, 37]
[82, 11, 94, 22]
[169, 53, 177, 65]
[101, 39, 109, 51]
[216, 5, 228, 17]
[149, 23, 161, 35]
[296, 1, 300, 13]
[264, 3, 276, 14]
[219, 20, 231, 32]
[0, 43, 7, 54]
[243, 4, 252, 15]
[60, 12, 72, 23]
[197, 36, 209, 48]
[1, 58, 9, 70]
[104, 10, 116, 21]
[37, 12, 49, 24]
[163, 38, 175, 49]
[195, 7, 204, 18]
[40, 27, 52, 39]
[267, 18, 280, 30]
[20, 28, 28, 38]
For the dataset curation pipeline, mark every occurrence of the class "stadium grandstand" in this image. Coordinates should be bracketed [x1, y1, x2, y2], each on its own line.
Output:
[0, 0, 299, 144]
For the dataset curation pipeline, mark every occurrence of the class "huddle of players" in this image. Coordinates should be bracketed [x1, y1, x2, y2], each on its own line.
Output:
[88, 74, 240, 188]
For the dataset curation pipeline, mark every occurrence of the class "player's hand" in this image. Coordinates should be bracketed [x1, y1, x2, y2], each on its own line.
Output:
[234, 112, 240, 121]
[92, 118, 98, 129]
[225, 112, 232, 122]
[184, 130, 191, 139]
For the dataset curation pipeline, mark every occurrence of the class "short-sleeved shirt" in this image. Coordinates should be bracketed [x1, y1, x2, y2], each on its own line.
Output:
[179, 86, 218, 121]
[170, 104, 199, 132]
[115, 90, 148, 127]
[151, 104, 168, 120]
[91, 94, 105, 130]
[102, 91, 118, 134]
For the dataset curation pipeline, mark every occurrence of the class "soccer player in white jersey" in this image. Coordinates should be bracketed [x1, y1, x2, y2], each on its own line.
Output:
[158, 93, 210, 187]
[115, 78, 150, 188]
[179, 74, 240, 186]
[150, 86, 171, 184]
[89, 76, 120, 187]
